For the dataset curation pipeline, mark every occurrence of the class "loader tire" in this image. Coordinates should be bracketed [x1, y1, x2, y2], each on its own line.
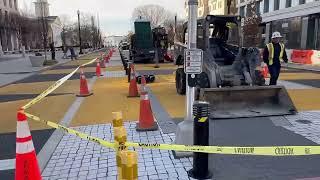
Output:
[176, 68, 186, 95]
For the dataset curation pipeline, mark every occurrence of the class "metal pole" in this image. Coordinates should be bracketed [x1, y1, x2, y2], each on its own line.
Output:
[40, 1, 47, 61]
[185, 0, 198, 122]
[174, 14, 177, 43]
[78, 10, 83, 54]
[173, 0, 198, 158]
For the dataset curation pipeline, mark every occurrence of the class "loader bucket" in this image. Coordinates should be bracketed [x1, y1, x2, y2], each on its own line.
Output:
[199, 86, 297, 119]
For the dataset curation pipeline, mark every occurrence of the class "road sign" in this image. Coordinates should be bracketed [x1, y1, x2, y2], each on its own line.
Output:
[184, 49, 203, 74]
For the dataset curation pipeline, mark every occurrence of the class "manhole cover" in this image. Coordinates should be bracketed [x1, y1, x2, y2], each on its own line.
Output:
[295, 120, 312, 124]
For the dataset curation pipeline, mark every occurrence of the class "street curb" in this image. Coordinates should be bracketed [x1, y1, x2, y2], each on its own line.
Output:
[0, 49, 104, 89]
[283, 63, 320, 73]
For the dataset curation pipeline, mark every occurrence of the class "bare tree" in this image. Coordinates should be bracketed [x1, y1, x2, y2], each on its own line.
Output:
[132, 4, 174, 28]
[243, 1, 262, 47]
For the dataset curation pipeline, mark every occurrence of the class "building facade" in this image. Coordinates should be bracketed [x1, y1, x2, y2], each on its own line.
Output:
[105, 36, 126, 47]
[0, 0, 19, 53]
[238, 0, 320, 50]
[184, 0, 237, 18]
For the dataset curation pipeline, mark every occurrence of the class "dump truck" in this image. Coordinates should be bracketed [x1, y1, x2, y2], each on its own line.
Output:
[130, 18, 155, 63]
[174, 15, 297, 119]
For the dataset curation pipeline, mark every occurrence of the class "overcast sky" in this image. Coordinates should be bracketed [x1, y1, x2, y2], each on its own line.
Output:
[19, 0, 185, 36]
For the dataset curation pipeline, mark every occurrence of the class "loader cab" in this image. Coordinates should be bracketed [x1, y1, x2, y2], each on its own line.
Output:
[204, 15, 241, 66]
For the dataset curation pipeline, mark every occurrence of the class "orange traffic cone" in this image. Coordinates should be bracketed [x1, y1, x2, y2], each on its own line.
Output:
[96, 59, 103, 77]
[136, 76, 158, 131]
[77, 67, 93, 97]
[15, 109, 42, 180]
[128, 64, 139, 97]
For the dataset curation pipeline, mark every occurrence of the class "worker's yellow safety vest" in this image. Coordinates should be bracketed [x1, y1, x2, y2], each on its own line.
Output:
[267, 43, 285, 65]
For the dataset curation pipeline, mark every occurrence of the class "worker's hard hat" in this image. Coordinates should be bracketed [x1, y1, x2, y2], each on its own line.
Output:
[272, 32, 282, 39]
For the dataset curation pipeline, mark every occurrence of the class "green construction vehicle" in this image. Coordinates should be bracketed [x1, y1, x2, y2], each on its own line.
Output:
[130, 17, 155, 63]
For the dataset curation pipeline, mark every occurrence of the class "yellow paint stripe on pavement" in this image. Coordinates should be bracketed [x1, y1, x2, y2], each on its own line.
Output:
[149, 74, 185, 118]
[280, 73, 320, 80]
[135, 63, 177, 70]
[288, 89, 320, 111]
[0, 94, 75, 133]
[71, 77, 140, 127]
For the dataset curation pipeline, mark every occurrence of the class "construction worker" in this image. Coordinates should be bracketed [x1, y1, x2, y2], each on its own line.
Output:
[263, 32, 288, 85]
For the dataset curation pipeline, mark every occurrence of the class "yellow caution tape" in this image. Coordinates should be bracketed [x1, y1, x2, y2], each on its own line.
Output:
[25, 112, 320, 156]
[25, 112, 115, 149]
[22, 58, 97, 110]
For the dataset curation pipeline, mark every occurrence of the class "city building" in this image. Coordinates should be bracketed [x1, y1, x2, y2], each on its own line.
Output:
[0, 0, 19, 53]
[105, 35, 126, 47]
[33, 0, 62, 48]
[184, 0, 238, 18]
[238, 0, 320, 50]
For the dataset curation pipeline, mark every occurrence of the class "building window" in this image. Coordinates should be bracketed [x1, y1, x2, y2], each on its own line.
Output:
[218, 1, 222, 8]
[14, 0, 17, 10]
[299, 0, 305, 4]
[264, 0, 269, 13]
[274, 0, 280, 10]
[240, 6, 245, 17]
[9, 0, 12, 8]
[286, 0, 292, 8]
[3, 0, 6, 7]
[256, 1, 261, 15]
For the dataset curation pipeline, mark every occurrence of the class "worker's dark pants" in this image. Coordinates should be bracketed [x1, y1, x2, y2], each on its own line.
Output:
[268, 64, 281, 85]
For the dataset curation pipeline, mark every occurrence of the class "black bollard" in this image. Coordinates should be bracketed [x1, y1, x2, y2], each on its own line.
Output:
[188, 101, 212, 179]
[127, 62, 132, 83]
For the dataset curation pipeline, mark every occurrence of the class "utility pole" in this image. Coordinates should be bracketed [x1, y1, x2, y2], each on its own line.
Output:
[77, 10, 83, 54]
[174, 0, 198, 158]
[40, 1, 47, 61]
[97, 13, 101, 48]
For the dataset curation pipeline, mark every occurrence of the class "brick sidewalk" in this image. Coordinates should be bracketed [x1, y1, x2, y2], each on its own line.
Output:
[41, 123, 194, 180]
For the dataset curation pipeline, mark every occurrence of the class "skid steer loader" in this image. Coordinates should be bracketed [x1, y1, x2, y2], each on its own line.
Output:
[174, 15, 297, 119]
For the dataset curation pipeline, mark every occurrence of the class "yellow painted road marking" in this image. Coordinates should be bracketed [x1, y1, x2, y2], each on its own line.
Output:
[288, 89, 320, 111]
[71, 77, 140, 126]
[280, 73, 320, 80]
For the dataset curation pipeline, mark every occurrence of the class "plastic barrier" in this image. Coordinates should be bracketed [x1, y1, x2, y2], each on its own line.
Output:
[291, 50, 313, 64]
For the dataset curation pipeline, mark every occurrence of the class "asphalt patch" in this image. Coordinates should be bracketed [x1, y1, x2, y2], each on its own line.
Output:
[0, 93, 74, 103]
[286, 79, 320, 88]
[0, 128, 55, 160]
[13, 72, 96, 84]
[137, 69, 175, 76]
[209, 117, 320, 179]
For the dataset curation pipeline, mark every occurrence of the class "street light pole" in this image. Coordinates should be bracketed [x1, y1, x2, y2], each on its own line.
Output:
[77, 10, 83, 54]
[174, 0, 198, 158]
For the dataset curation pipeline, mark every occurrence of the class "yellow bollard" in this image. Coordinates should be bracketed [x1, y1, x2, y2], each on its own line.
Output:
[112, 112, 123, 128]
[112, 111, 128, 180]
[121, 151, 138, 180]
